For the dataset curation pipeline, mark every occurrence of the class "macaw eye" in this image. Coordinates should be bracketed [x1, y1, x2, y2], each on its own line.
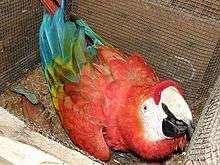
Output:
[143, 105, 148, 111]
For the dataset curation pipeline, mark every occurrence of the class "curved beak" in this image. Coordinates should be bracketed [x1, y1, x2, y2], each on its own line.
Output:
[161, 103, 194, 138]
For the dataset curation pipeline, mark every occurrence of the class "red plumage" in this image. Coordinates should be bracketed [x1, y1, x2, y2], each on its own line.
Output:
[56, 46, 187, 160]
[38, 0, 191, 161]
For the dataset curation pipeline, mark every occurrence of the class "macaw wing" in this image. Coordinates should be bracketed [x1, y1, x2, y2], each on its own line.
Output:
[97, 46, 159, 86]
[128, 53, 159, 85]
[58, 95, 110, 161]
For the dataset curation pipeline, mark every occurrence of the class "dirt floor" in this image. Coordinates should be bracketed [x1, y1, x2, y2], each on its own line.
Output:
[0, 66, 201, 165]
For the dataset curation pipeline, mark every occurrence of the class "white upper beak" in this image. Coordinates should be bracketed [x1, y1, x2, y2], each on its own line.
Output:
[159, 86, 193, 126]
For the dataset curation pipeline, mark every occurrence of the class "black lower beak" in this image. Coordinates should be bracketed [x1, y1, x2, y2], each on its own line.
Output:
[161, 103, 193, 138]
[162, 117, 189, 137]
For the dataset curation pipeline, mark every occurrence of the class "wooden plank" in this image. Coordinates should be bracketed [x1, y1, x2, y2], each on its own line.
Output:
[0, 136, 67, 165]
[0, 107, 101, 165]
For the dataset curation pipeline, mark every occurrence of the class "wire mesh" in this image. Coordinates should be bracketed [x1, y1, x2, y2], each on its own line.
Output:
[147, 0, 220, 23]
[75, 0, 220, 110]
[0, 0, 42, 92]
[185, 75, 220, 164]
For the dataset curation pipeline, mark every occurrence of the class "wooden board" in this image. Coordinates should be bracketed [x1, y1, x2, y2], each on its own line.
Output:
[0, 107, 101, 165]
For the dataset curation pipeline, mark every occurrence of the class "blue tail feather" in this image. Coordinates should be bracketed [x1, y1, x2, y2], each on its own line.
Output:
[39, 0, 109, 87]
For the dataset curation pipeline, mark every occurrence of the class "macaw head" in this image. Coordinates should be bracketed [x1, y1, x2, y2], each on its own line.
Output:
[139, 80, 193, 142]
[118, 80, 193, 160]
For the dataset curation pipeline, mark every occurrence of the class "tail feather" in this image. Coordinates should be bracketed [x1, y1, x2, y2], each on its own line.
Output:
[39, 12, 63, 68]
[39, 0, 109, 105]
[41, 0, 60, 15]
[39, 14, 53, 67]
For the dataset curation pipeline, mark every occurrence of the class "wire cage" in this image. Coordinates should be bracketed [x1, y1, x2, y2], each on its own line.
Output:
[0, 0, 42, 90]
[0, 0, 220, 164]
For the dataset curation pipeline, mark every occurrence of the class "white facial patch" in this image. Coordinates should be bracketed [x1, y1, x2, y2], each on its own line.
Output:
[140, 98, 169, 142]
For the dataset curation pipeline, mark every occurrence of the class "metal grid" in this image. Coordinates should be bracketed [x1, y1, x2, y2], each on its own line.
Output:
[147, 0, 220, 23]
[74, 0, 220, 110]
[185, 75, 220, 164]
[0, 0, 42, 92]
